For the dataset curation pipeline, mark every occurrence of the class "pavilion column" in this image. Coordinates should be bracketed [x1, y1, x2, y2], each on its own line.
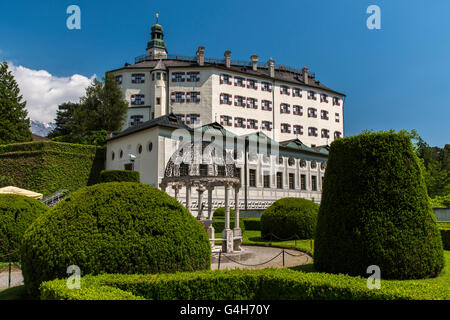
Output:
[233, 185, 242, 251]
[173, 185, 180, 202]
[185, 183, 192, 213]
[196, 185, 206, 220]
[207, 186, 214, 220]
[222, 182, 233, 253]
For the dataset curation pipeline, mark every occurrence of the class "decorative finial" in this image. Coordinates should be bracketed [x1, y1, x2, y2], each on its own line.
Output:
[156, 13, 159, 24]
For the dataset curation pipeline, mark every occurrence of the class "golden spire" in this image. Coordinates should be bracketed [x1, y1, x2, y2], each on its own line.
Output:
[156, 13, 159, 24]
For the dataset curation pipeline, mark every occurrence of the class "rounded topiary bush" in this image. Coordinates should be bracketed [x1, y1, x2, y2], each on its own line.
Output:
[0, 195, 48, 262]
[260, 198, 319, 239]
[99, 170, 140, 183]
[21, 182, 211, 296]
[314, 131, 444, 280]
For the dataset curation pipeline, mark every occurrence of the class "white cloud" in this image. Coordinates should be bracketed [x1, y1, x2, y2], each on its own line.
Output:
[8, 62, 96, 123]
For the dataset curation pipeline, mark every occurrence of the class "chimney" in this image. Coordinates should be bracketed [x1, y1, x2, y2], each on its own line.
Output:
[268, 58, 275, 78]
[224, 50, 231, 68]
[303, 67, 309, 85]
[196, 46, 205, 66]
[251, 54, 258, 71]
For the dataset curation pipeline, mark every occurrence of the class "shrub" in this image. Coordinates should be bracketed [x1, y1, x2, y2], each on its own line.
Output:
[213, 206, 235, 218]
[0, 195, 48, 262]
[21, 182, 211, 296]
[431, 195, 450, 208]
[440, 229, 450, 250]
[243, 218, 261, 231]
[99, 170, 140, 183]
[260, 198, 319, 240]
[314, 131, 444, 280]
[40, 268, 450, 300]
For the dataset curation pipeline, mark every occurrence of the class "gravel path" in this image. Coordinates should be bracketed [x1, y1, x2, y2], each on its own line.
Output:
[211, 245, 312, 270]
[0, 267, 23, 290]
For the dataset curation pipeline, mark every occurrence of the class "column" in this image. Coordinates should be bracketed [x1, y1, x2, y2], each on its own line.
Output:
[196, 185, 206, 220]
[173, 185, 180, 202]
[207, 186, 214, 220]
[185, 183, 191, 213]
[233, 185, 242, 251]
[224, 183, 230, 230]
[221, 183, 233, 253]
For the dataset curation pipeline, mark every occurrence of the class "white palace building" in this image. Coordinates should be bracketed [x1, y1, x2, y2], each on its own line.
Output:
[105, 17, 346, 214]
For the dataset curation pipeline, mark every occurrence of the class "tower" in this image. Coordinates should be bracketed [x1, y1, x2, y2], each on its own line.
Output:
[146, 13, 167, 59]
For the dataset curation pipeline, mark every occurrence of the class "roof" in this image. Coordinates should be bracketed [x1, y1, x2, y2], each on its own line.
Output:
[107, 113, 192, 142]
[0, 186, 43, 199]
[108, 58, 345, 96]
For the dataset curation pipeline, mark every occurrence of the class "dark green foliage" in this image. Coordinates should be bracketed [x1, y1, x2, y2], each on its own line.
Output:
[243, 218, 260, 231]
[440, 229, 450, 250]
[100, 170, 140, 183]
[213, 206, 235, 218]
[212, 207, 245, 232]
[21, 182, 211, 296]
[0, 61, 32, 144]
[431, 195, 450, 208]
[0, 195, 48, 262]
[261, 198, 319, 239]
[50, 130, 108, 146]
[47, 102, 78, 138]
[0, 141, 105, 196]
[0, 175, 14, 187]
[314, 131, 444, 280]
[40, 268, 450, 300]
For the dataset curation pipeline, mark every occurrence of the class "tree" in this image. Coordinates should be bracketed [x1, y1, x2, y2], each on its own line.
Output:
[0, 61, 32, 144]
[47, 102, 79, 138]
[74, 74, 128, 134]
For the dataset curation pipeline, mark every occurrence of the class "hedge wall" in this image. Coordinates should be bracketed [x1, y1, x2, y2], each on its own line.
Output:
[40, 268, 450, 300]
[100, 170, 140, 183]
[0, 142, 105, 196]
[314, 132, 444, 280]
[440, 229, 450, 250]
[0, 194, 49, 262]
[21, 182, 211, 296]
[243, 218, 260, 231]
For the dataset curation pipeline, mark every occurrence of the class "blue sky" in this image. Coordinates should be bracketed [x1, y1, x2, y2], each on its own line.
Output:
[1, 0, 449, 146]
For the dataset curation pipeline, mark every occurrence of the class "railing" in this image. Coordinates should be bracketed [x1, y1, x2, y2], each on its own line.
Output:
[134, 53, 315, 78]
[41, 189, 69, 207]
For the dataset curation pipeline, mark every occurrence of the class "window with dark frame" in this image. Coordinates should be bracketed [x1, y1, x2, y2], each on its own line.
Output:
[289, 173, 295, 189]
[276, 172, 283, 189]
[301, 174, 307, 190]
[312, 175, 318, 191]
[263, 174, 270, 188]
[249, 169, 256, 187]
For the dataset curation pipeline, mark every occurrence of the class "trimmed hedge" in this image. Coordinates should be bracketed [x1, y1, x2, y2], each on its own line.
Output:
[21, 182, 211, 296]
[0, 195, 48, 262]
[261, 198, 319, 239]
[40, 268, 450, 300]
[212, 218, 245, 233]
[100, 170, 140, 183]
[243, 218, 261, 231]
[213, 206, 235, 218]
[0, 141, 105, 196]
[315, 132, 444, 280]
[440, 229, 450, 250]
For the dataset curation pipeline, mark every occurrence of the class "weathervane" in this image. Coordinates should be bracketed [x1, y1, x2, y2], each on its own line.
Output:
[156, 13, 159, 24]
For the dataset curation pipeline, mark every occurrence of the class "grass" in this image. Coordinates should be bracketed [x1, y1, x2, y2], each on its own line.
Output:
[0, 286, 32, 300]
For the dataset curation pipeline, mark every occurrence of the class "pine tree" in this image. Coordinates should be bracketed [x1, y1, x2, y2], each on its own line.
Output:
[0, 61, 32, 144]
[47, 102, 79, 138]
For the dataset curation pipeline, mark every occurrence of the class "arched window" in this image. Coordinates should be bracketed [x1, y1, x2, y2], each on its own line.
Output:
[137, 144, 143, 154]
[278, 156, 283, 165]
[119, 150, 123, 159]
[147, 142, 153, 152]
[311, 160, 317, 169]
[300, 159, 306, 168]
[111, 152, 115, 161]
[288, 157, 295, 166]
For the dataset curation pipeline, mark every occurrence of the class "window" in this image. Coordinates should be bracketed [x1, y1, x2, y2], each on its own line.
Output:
[187, 72, 200, 82]
[124, 163, 133, 171]
[234, 95, 246, 107]
[311, 160, 317, 169]
[263, 174, 270, 188]
[247, 97, 258, 109]
[147, 142, 153, 152]
[249, 169, 256, 187]
[235, 167, 242, 183]
[312, 175, 318, 191]
[280, 85, 290, 95]
[292, 88, 302, 97]
[293, 105, 303, 116]
[247, 79, 258, 89]
[308, 108, 317, 118]
[308, 127, 318, 137]
[187, 92, 201, 103]
[119, 150, 123, 159]
[115, 75, 122, 85]
[130, 115, 144, 126]
[247, 119, 258, 129]
[220, 115, 233, 126]
[217, 166, 225, 176]
[294, 125, 303, 135]
[180, 163, 189, 176]
[278, 156, 283, 165]
[131, 95, 145, 105]
[281, 123, 291, 133]
[186, 114, 200, 124]
[111, 152, 115, 160]
[335, 113, 340, 122]
[156, 72, 161, 80]
[300, 174, 306, 190]
[172, 72, 185, 82]
[220, 74, 232, 85]
[131, 73, 145, 84]
[288, 157, 295, 166]
[321, 110, 329, 120]
[289, 173, 295, 190]
[334, 131, 342, 139]
[137, 144, 143, 154]
[320, 94, 329, 103]
[200, 164, 208, 176]
[262, 121, 272, 131]
[175, 92, 184, 103]
[261, 82, 272, 92]
[234, 76, 245, 87]
[234, 117, 246, 128]
[175, 114, 185, 123]
[333, 97, 340, 106]
[280, 103, 290, 114]
[321, 129, 330, 138]
[156, 97, 161, 105]
[307, 91, 317, 100]
[220, 93, 232, 105]
[262, 100, 272, 111]
[300, 159, 306, 168]
[276, 172, 283, 189]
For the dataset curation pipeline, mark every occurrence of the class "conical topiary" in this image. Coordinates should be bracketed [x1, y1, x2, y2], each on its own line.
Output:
[314, 131, 444, 280]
